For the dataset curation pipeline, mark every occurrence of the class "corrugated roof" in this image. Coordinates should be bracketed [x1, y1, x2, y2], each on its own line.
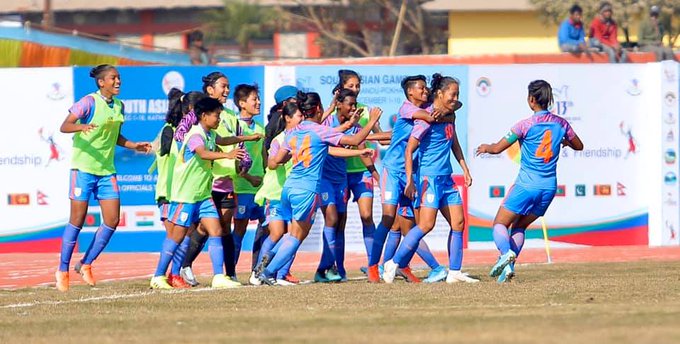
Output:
[0, 0, 335, 13]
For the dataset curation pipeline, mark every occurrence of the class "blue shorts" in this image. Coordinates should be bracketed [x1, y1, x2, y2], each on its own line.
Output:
[502, 184, 556, 216]
[167, 198, 219, 228]
[69, 169, 119, 201]
[320, 179, 348, 213]
[281, 187, 320, 223]
[263, 199, 286, 226]
[347, 170, 374, 201]
[380, 168, 413, 210]
[419, 175, 463, 209]
[235, 193, 265, 221]
[158, 202, 170, 222]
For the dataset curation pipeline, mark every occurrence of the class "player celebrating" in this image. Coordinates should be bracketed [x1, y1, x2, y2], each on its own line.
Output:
[256, 92, 380, 285]
[383, 73, 478, 284]
[150, 98, 247, 289]
[476, 80, 583, 283]
[56, 64, 152, 292]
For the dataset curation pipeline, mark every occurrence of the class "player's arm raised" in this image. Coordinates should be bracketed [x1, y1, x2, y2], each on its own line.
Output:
[338, 107, 382, 146]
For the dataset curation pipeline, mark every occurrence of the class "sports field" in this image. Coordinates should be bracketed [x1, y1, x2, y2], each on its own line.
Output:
[2, 247, 680, 343]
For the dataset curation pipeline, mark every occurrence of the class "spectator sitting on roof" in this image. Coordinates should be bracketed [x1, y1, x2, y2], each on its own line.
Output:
[638, 5, 677, 62]
[558, 4, 587, 53]
[588, 2, 628, 63]
[188, 30, 215, 65]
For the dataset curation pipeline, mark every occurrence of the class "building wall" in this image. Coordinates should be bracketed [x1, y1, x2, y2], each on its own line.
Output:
[448, 11, 646, 56]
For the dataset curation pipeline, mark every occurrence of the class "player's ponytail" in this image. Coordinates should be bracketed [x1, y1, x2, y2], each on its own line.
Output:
[166, 88, 184, 127]
[89, 64, 117, 89]
[528, 80, 554, 111]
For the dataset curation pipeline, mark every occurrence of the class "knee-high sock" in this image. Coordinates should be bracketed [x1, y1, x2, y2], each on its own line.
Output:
[318, 226, 336, 271]
[264, 236, 301, 277]
[81, 224, 116, 264]
[369, 222, 390, 266]
[182, 230, 208, 269]
[392, 226, 426, 268]
[448, 230, 464, 271]
[59, 223, 81, 272]
[335, 229, 346, 277]
[222, 233, 236, 277]
[257, 236, 276, 267]
[170, 237, 190, 275]
[492, 223, 511, 255]
[276, 253, 296, 280]
[382, 230, 401, 264]
[233, 232, 244, 266]
[250, 223, 268, 271]
[510, 228, 526, 257]
[362, 222, 375, 264]
[207, 236, 224, 275]
[415, 239, 440, 269]
[154, 238, 179, 277]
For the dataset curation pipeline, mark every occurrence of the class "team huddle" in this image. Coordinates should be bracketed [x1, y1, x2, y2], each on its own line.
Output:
[54, 64, 583, 292]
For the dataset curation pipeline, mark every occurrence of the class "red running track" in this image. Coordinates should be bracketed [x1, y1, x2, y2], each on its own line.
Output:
[1, 246, 679, 290]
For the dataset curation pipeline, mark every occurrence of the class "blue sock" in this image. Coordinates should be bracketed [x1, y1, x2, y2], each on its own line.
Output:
[448, 231, 464, 271]
[382, 230, 401, 264]
[257, 237, 276, 267]
[81, 224, 116, 264]
[170, 237, 190, 275]
[362, 223, 375, 264]
[510, 228, 526, 257]
[492, 223, 511, 255]
[207, 236, 225, 275]
[233, 232, 244, 266]
[154, 238, 178, 277]
[270, 234, 286, 256]
[318, 226, 336, 271]
[276, 253, 296, 280]
[369, 222, 390, 266]
[264, 236, 301, 277]
[59, 223, 81, 272]
[416, 239, 440, 269]
[392, 226, 426, 268]
[335, 229, 346, 277]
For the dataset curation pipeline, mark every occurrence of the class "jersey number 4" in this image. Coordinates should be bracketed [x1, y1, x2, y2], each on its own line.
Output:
[535, 130, 554, 163]
[290, 135, 312, 167]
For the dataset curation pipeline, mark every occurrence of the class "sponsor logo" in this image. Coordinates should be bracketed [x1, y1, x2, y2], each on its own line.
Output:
[626, 79, 641, 96]
[575, 184, 586, 197]
[556, 185, 566, 197]
[667, 220, 677, 241]
[489, 186, 505, 198]
[551, 85, 574, 116]
[46, 82, 66, 100]
[665, 172, 677, 185]
[619, 121, 637, 158]
[475, 77, 491, 97]
[664, 67, 677, 82]
[667, 129, 675, 143]
[665, 92, 677, 107]
[665, 149, 677, 165]
[7, 193, 30, 205]
[85, 213, 101, 227]
[593, 184, 611, 196]
[616, 182, 626, 196]
[665, 192, 677, 206]
[38, 127, 63, 167]
[665, 112, 676, 124]
[36, 190, 48, 205]
[161, 71, 185, 95]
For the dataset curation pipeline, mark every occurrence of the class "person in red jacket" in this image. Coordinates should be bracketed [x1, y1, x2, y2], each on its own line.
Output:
[588, 2, 628, 63]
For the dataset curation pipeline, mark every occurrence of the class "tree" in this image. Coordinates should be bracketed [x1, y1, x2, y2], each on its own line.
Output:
[276, 0, 446, 57]
[206, 0, 277, 59]
[530, 0, 680, 47]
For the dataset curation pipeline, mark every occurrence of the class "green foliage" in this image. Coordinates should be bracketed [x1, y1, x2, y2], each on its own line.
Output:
[206, 0, 277, 56]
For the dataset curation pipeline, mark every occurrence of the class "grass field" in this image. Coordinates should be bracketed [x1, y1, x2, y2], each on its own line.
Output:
[1, 261, 679, 343]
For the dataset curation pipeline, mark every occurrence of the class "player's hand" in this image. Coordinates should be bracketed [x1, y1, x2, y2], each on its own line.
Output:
[80, 123, 97, 133]
[247, 133, 264, 141]
[404, 178, 415, 201]
[431, 107, 445, 121]
[359, 148, 374, 157]
[347, 112, 360, 127]
[464, 171, 473, 187]
[226, 148, 247, 160]
[249, 176, 263, 187]
[134, 142, 153, 153]
[368, 107, 382, 122]
[475, 144, 490, 156]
